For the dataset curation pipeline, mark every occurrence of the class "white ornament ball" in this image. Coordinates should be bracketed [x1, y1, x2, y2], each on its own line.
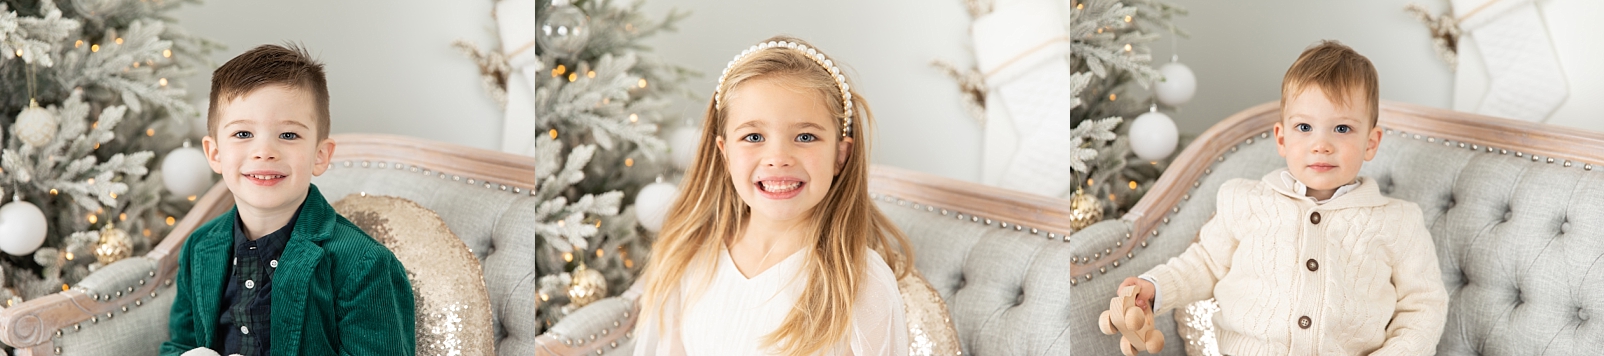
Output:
[162, 145, 214, 197]
[0, 200, 49, 256]
[668, 126, 701, 170]
[1154, 62, 1197, 106]
[13, 104, 59, 147]
[1129, 111, 1179, 162]
[634, 181, 678, 233]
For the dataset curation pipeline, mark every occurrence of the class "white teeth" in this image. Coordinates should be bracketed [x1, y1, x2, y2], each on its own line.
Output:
[761, 181, 801, 193]
[248, 174, 284, 180]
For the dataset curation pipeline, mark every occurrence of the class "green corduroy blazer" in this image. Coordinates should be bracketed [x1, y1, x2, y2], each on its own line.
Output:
[161, 185, 416, 355]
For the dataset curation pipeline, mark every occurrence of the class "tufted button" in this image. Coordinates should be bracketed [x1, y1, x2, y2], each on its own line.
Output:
[1306, 259, 1319, 272]
[1562, 222, 1571, 234]
[1310, 212, 1321, 225]
[1580, 307, 1589, 321]
[1503, 211, 1513, 222]
[1298, 316, 1312, 329]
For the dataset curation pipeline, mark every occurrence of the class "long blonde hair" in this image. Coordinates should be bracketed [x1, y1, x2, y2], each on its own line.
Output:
[637, 35, 914, 355]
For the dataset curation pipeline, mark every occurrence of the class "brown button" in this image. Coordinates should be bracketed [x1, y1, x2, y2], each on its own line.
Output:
[1306, 259, 1319, 271]
[1298, 316, 1312, 329]
[1310, 212, 1322, 224]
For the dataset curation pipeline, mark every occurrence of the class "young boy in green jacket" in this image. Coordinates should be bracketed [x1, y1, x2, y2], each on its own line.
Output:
[160, 44, 416, 356]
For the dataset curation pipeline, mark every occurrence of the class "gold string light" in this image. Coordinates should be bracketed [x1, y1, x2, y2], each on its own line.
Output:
[629, 113, 638, 123]
[163, 49, 172, 58]
[549, 129, 558, 139]
[587, 70, 596, 78]
[637, 78, 648, 88]
[91, 44, 100, 52]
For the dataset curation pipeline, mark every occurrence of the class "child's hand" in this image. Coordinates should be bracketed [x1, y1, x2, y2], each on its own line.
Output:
[1118, 277, 1157, 311]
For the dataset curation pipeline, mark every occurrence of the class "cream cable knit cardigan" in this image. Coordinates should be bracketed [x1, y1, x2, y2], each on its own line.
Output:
[1142, 169, 1448, 356]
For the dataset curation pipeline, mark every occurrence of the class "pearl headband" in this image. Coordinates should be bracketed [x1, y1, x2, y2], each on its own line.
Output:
[715, 40, 854, 137]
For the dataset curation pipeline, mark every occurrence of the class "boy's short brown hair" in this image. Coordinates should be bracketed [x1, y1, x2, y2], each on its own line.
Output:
[207, 44, 330, 140]
[1281, 40, 1379, 126]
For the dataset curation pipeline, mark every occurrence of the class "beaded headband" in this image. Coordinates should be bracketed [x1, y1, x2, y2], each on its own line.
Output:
[715, 40, 854, 137]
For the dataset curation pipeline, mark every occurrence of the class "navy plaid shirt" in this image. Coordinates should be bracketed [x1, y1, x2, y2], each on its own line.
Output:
[215, 205, 299, 356]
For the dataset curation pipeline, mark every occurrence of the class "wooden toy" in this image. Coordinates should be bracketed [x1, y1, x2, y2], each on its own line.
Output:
[1098, 285, 1165, 356]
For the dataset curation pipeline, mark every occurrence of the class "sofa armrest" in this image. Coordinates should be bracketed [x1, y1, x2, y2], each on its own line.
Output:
[0, 183, 234, 355]
[536, 296, 637, 356]
[535, 281, 640, 356]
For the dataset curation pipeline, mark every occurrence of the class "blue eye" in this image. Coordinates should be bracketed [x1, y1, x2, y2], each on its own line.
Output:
[1295, 123, 1312, 132]
[742, 133, 763, 143]
[796, 133, 817, 142]
[279, 132, 301, 140]
[1334, 125, 1352, 134]
[232, 131, 253, 139]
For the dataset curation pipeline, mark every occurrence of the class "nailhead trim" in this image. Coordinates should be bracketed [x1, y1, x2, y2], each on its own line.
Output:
[340, 161, 533, 195]
[1388, 129, 1599, 173]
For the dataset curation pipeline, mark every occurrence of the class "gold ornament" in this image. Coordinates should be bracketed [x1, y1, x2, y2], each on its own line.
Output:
[567, 262, 608, 308]
[1070, 189, 1104, 231]
[93, 223, 133, 265]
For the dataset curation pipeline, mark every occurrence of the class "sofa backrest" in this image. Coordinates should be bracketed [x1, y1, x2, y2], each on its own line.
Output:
[869, 101, 1604, 355]
[309, 134, 543, 356]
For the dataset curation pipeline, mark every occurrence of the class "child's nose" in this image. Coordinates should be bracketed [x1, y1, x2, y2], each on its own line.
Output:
[1310, 140, 1334, 154]
[250, 144, 279, 160]
[761, 146, 795, 167]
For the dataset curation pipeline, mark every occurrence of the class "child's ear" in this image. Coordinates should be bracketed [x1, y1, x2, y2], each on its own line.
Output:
[1363, 124, 1383, 161]
[201, 135, 223, 174]
[1273, 121, 1288, 158]
[311, 137, 337, 176]
[835, 136, 854, 173]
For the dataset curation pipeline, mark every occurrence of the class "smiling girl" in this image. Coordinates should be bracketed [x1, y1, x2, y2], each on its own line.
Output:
[634, 36, 913, 355]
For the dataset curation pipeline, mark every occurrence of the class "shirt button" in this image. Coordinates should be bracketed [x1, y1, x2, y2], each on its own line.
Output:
[270, 260, 278, 268]
[241, 325, 250, 335]
[1306, 259, 1319, 271]
[1310, 212, 1322, 224]
[1298, 316, 1312, 329]
[232, 258, 237, 266]
[245, 280, 255, 289]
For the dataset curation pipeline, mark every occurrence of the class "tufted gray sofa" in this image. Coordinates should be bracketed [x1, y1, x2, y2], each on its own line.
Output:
[0, 134, 545, 356]
[545, 101, 1604, 355]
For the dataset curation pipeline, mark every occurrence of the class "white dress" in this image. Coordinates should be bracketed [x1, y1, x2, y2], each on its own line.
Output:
[634, 248, 908, 356]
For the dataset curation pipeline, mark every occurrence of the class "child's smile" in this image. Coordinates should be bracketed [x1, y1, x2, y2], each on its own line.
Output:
[755, 176, 805, 200]
[717, 77, 851, 223]
[1275, 85, 1381, 200]
[203, 85, 335, 234]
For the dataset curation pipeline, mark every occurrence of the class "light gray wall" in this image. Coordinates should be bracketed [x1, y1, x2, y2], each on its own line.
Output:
[170, 1, 502, 150]
[635, 0, 981, 182]
[1145, 0, 1455, 135]
[170, 0, 1598, 185]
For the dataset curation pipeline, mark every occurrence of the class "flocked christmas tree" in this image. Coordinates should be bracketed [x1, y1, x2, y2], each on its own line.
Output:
[0, 0, 219, 305]
[458, 0, 691, 329]
[936, 0, 1187, 223]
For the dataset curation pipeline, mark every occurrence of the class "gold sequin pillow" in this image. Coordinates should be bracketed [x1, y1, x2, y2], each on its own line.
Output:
[1175, 298, 1222, 356]
[334, 194, 495, 356]
[898, 270, 961, 356]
